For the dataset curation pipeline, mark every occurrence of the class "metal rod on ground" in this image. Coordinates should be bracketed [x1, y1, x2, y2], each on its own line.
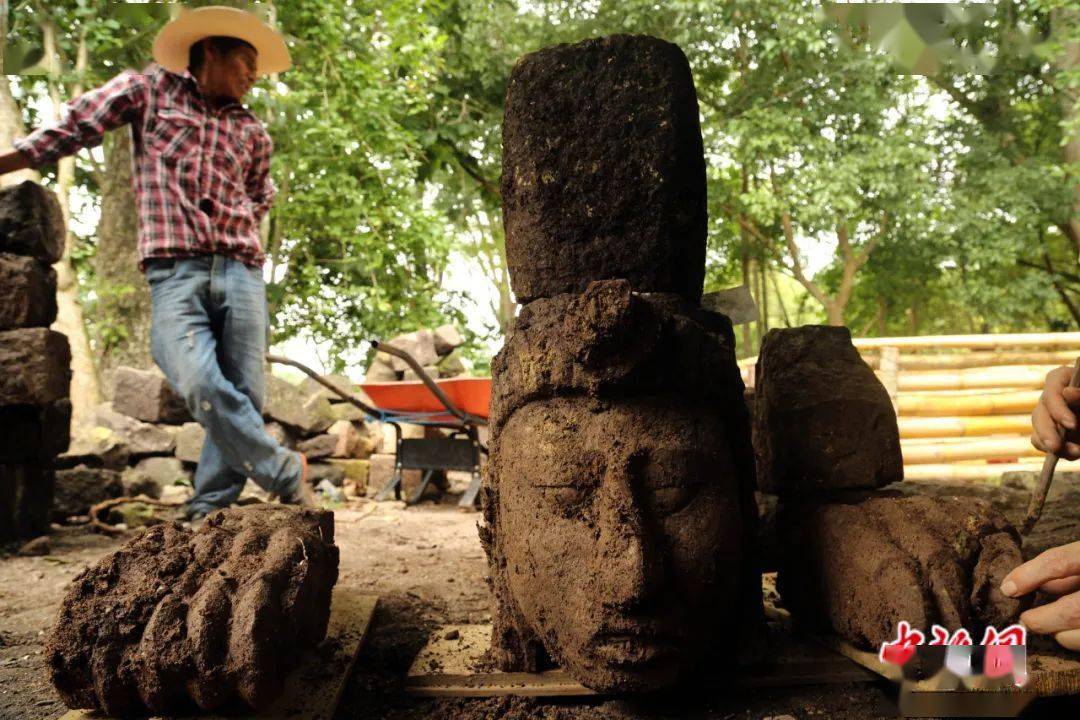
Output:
[1022, 357, 1080, 535]
[371, 340, 487, 427]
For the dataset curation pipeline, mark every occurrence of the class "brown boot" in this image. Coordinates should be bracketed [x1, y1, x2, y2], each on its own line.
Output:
[282, 452, 319, 508]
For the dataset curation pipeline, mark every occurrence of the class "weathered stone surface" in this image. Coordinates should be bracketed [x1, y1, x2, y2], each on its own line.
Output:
[174, 423, 206, 464]
[501, 35, 707, 303]
[433, 324, 464, 356]
[437, 351, 467, 378]
[53, 465, 123, 519]
[264, 375, 334, 435]
[308, 463, 346, 487]
[0, 181, 65, 264]
[368, 452, 420, 498]
[364, 357, 399, 382]
[0, 328, 71, 406]
[122, 457, 191, 499]
[327, 459, 369, 495]
[383, 330, 439, 372]
[57, 426, 131, 470]
[263, 421, 296, 449]
[329, 402, 365, 423]
[298, 374, 357, 402]
[92, 403, 175, 458]
[327, 420, 363, 458]
[297, 433, 337, 460]
[0, 253, 57, 330]
[0, 401, 71, 462]
[47, 505, 338, 715]
[0, 463, 53, 539]
[18, 535, 52, 556]
[753, 326, 902, 495]
[402, 365, 440, 382]
[113, 366, 191, 424]
[778, 496, 1028, 651]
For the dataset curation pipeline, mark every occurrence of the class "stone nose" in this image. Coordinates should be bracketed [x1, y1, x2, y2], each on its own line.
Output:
[595, 458, 662, 610]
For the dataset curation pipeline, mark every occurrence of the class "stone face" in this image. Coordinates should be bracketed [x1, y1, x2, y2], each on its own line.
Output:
[437, 351, 467, 378]
[307, 463, 346, 487]
[0, 401, 71, 462]
[0, 328, 71, 406]
[298, 374, 357, 401]
[297, 433, 337, 460]
[264, 375, 334, 435]
[778, 496, 1028, 650]
[368, 452, 421, 498]
[47, 505, 339, 715]
[0, 463, 54, 539]
[92, 403, 176, 458]
[327, 459, 369, 495]
[0, 254, 57, 330]
[329, 402, 365, 423]
[752, 326, 902, 495]
[174, 423, 206, 464]
[53, 465, 124, 518]
[501, 35, 707, 303]
[263, 421, 296, 449]
[0, 181, 65, 264]
[403, 365, 440, 382]
[433, 324, 464, 356]
[383, 330, 439, 372]
[113, 366, 191, 424]
[57, 426, 131, 470]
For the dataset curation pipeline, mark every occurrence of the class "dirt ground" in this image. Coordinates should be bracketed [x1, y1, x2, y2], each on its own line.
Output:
[2, 477, 1080, 720]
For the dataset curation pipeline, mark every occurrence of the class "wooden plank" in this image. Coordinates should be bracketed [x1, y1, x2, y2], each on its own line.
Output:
[59, 590, 378, 719]
[404, 623, 876, 698]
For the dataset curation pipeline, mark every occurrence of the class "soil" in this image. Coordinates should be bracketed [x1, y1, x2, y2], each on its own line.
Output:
[47, 505, 338, 715]
[1, 481, 1078, 720]
[501, 35, 707, 304]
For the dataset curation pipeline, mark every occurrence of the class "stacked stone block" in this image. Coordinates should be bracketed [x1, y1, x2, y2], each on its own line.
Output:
[0, 181, 71, 539]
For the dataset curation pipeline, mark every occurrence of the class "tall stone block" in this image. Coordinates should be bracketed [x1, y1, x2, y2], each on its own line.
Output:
[0, 253, 57, 329]
[0, 180, 65, 264]
[0, 463, 54, 539]
[0, 401, 71, 462]
[752, 326, 903, 495]
[0, 328, 72, 406]
[501, 34, 707, 303]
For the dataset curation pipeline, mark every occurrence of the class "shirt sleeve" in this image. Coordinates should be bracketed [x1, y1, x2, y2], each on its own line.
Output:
[245, 128, 276, 222]
[13, 70, 149, 166]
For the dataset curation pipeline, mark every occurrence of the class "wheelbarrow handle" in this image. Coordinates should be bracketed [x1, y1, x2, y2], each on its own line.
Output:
[372, 340, 487, 427]
[265, 353, 383, 417]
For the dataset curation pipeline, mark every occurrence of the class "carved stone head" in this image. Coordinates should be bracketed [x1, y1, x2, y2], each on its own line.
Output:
[481, 281, 758, 692]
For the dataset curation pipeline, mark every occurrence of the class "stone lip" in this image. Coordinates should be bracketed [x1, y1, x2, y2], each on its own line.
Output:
[753, 325, 902, 495]
[501, 34, 707, 303]
[0, 180, 65, 264]
[0, 253, 57, 330]
[47, 505, 339, 715]
[0, 328, 72, 406]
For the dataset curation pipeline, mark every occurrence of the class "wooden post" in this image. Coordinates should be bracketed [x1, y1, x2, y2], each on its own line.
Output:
[880, 345, 899, 412]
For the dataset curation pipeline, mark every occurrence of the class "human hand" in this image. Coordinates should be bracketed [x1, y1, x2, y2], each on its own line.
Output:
[1000, 541, 1080, 651]
[1031, 366, 1080, 460]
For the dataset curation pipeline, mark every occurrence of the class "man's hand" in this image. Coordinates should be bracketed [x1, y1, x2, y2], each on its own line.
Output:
[1001, 541, 1080, 651]
[1031, 366, 1080, 459]
[0, 149, 32, 177]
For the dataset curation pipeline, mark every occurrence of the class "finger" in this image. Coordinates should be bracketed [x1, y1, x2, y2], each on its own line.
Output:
[1019, 591, 1080, 635]
[1055, 628, 1080, 651]
[1032, 406, 1062, 453]
[1001, 541, 1080, 597]
[1042, 576, 1080, 596]
[1063, 386, 1080, 407]
[1041, 369, 1078, 430]
[1066, 443, 1080, 461]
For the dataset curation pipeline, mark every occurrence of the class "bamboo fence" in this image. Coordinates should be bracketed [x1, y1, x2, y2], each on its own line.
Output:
[740, 332, 1080, 483]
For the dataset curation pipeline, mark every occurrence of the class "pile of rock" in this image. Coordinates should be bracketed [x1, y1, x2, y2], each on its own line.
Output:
[364, 325, 466, 382]
[753, 326, 1028, 650]
[0, 181, 71, 540]
[53, 366, 382, 523]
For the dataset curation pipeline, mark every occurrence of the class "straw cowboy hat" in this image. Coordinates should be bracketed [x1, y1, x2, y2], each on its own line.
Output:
[152, 5, 291, 75]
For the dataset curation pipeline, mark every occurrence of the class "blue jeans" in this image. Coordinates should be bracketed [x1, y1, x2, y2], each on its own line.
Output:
[146, 254, 302, 515]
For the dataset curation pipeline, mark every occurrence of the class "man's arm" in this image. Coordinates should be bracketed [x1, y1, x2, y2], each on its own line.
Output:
[10, 70, 149, 171]
[245, 129, 276, 222]
[0, 149, 33, 176]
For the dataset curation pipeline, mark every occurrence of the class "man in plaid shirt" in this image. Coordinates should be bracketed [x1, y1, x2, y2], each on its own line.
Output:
[0, 7, 314, 520]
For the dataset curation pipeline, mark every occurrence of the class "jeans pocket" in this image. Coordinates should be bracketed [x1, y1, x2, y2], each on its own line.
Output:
[145, 258, 178, 284]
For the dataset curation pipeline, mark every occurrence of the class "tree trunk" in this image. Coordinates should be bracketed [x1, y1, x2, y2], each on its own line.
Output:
[1054, 7, 1080, 258]
[94, 129, 152, 392]
[826, 302, 844, 327]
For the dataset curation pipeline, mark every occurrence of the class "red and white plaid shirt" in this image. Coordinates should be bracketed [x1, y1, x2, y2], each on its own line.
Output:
[15, 63, 274, 270]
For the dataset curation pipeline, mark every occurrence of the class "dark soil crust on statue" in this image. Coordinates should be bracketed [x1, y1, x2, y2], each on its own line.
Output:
[46, 504, 339, 715]
[778, 495, 1029, 650]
